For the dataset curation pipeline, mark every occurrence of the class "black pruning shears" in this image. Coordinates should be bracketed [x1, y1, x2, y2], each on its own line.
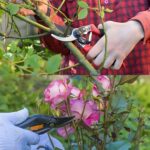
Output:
[51, 24, 104, 52]
[17, 114, 74, 135]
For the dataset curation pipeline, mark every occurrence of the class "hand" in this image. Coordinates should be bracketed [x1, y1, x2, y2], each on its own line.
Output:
[19, 0, 48, 16]
[87, 21, 144, 70]
[31, 134, 65, 150]
[0, 108, 39, 150]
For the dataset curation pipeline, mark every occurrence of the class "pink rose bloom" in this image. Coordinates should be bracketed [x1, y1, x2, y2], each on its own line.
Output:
[70, 87, 83, 99]
[44, 79, 71, 108]
[70, 99, 100, 126]
[92, 75, 111, 97]
[92, 85, 99, 97]
[57, 125, 75, 138]
[97, 75, 111, 90]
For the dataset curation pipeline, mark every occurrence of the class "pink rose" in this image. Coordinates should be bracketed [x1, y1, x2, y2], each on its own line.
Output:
[44, 79, 71, 108]
[92, 75, 111, 97]
[92, 85, 99, 97]
[97, 75, 111, 90]
[70, 87, 83, 99]
[57, 125, 75, 138]
[70, 99, 100, 126]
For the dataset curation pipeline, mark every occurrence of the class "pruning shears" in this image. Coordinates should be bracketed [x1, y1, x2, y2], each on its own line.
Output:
[17, 114, 74, 135]
[51, 24, 104, 52]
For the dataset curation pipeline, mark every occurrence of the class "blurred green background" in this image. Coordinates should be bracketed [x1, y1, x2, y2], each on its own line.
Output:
[0, 75, 149, 149]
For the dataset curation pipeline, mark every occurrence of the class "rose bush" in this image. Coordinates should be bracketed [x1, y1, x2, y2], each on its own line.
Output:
[44, 76, 107, 139]
[42, 76, 148, 150]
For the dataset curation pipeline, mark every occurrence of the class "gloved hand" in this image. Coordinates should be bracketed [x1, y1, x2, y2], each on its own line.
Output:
[0, 108, 40, 150]
[31, 134, 65, 150]
[87, 21, 144, 70]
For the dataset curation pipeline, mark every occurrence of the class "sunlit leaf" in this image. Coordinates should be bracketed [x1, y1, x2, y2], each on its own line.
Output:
[78, 1, 89, 8]
[78, 9, 88, 20]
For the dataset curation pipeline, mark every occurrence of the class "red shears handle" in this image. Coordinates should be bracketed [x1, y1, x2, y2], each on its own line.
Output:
[82, 24, 104, 52]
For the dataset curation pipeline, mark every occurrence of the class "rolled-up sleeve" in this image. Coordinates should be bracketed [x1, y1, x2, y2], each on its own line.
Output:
[131, 9, 150, 44]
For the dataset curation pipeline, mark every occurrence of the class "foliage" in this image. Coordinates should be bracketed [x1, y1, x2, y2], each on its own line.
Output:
[0, 39, 62, 75]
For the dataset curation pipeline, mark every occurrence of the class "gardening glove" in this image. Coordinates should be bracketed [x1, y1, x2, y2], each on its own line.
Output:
[31, 134, 65, 150]
[87, 21, 144, 70]
[0, 108, 40, 150]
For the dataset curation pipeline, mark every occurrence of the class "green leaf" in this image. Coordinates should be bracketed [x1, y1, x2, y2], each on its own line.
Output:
[78, 9, 88, 20]
[45, 54, 62, 74]
[119, 76, 139, 85]
[25, 54, 41, 70]
[106, 141, 131, 150]
[100, 10, 105, 19]
[111, 92, 128, 113]
[78, 1, 89, 8]
[0, 9, 4, 18]
[6, 3, 20, 15]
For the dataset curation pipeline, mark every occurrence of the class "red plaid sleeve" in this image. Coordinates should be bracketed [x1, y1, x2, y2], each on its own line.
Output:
[131, 9, 150, 44]
[35, 0, 69, 55]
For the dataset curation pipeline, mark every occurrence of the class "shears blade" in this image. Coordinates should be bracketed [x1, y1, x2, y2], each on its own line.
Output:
[51, 34, 76, 42]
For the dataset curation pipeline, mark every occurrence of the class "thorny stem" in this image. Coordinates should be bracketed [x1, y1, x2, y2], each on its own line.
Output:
[132, 109, 145, 150]
[98, 0, 108, 72]
[97, 1, 109, 149]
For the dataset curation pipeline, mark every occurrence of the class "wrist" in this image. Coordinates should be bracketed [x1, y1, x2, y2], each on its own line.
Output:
[126, 21, 144, 40]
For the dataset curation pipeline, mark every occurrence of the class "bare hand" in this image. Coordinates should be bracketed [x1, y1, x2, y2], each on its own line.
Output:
[86, 21, 144, 70]
[19, 0, 48, 16]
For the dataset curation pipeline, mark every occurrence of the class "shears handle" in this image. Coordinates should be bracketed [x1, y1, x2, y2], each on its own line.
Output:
[90, 24, 101, 35]
[82, 25, 104, 52]
[16, 114, 53, 135]
[82, 44, 93, 52]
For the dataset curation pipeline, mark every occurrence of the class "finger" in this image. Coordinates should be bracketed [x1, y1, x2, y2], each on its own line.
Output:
[17, 144, 31, 150]
[98, 24, 103, 29]
[23, 129, 40, 145]
[111, 58, 123, 70]
[19, 9, 35, 16]
[87, 37, 105, 60]
[0, 108, 29, 125]
[93, 50, 105, 66]
[103, 53, 116, 69]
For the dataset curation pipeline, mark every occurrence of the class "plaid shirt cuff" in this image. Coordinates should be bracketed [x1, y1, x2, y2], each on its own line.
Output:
[131, 10, 150, 44]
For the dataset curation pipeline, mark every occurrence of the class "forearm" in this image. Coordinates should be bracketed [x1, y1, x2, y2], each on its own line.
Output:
[131, 9, 150, 44]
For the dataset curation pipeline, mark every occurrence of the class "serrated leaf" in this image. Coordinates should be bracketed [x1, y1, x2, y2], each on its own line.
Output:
[78, 1, 89, 8]
[45, 54, 62, 74]
[78, 9, 88, 20]
[106, 141, 131, 150]
[6, 3, 20, 15]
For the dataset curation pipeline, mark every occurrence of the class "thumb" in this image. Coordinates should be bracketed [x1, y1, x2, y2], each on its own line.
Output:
[22, 129, 40, 145]
[0, 108, 29, 125]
